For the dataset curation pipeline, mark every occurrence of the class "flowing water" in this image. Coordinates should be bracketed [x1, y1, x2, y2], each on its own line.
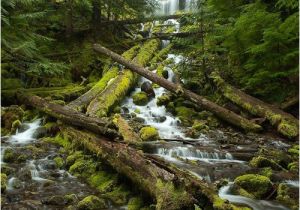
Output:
[1, 119, 123, 209]
[120, 1, 297, 209]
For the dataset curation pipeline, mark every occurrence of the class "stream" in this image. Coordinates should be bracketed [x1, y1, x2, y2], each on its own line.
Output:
[120, 1, 298, 209]
[1, 119, 123, 209]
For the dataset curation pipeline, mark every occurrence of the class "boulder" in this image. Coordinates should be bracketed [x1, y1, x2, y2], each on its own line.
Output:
[132, 92, 149, 106]
[141, 81, 155, 98]
[233, 174, 273, 199]
[139, 126, 159, 141]
[77, 195, 107, 210]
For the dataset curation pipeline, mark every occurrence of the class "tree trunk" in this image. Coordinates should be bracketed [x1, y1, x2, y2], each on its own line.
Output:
[61, 126, 244, 210]
[67, 45, 140, 111]
[92, 43, 262, 132]
[86, 39, 160, 117]
[16, 93, 119, 138]
[211, 72, 299, 139]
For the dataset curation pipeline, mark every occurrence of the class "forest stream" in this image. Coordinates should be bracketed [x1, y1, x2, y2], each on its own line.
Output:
[1, 0, 299, 210]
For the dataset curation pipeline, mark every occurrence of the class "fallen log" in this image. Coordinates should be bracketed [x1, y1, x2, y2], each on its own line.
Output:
[280, 95, 299, 111]
[68, 45, 140, 111]
[62, 126, 247, 210]
[92, 43, 262, 133]
[16, 93, 119, 138]
[87, 39, 160, 117]
[211, 72, 299, 139]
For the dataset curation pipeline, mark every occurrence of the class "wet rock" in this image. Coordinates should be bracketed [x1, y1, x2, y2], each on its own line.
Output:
[132, 117, 145, 124]
[185, 128, 200, 139]
[11, 178, 23, 189]
[32, 127, 47, 139]
[77, 195, 107, 210]
[1, 106, 24, 131]
[18, 167, 32, 181]
[21, 200, 42, 209]
[1, 165, 16, 176]
[155, 116, 167, 123]
[141, 81, 155, 98]
[276, 183, 299, 210]
[233, 174, 273, 199]
[121, 107, 129, 114]
[132, 91, 149, 106]
[139, 126, 159, 141]
[18, 123, 30, 133]
[249, 156, 283, 171]
[156, 93, 171, 106]
[42, 195, 67, 205]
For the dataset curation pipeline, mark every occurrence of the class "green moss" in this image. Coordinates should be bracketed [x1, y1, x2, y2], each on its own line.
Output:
[1, 173, 7, 192]
[88, 171, 118, 193]
[64, 194, 77, 204]
[234, 174, 272, 199]
[212, 195, 250, 210]
[113, 114, 141, 143]
[150, 44, 173, 65]
[69, 159, 97, 178]
[192, 120, 209, 132]
[260, 167, 273, 178]
[276, 183, 299, 210]
[54, 157, 64, 168]
[134, 109, 141, 114]
[11, 120, 21, 133]
[277, 119, 298, 139]
[66, 151, 84, 167]
[249, 156, 283, 170]
[156, 94, 171, 106]
[105, 185, 130, 205]
[155, 179, 192, 210]
[139, 126, 159, 141]
[128, 197, 144, 210]
[3, 148, 15, 163]
[132, 92, 149, 106]
[287, 162, 298, 172]
[77, 195, 106, 210]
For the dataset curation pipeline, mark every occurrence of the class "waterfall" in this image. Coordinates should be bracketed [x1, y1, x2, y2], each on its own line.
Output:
[10, 119, 41, 144]
[156, 0, 194, 16]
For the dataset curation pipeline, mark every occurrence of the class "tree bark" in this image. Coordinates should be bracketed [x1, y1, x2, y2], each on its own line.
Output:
[62, 126, 244, 210]
[68, 45, 140, 111]
[86, 39, 160, 117]
[92, 43, 262, 132]
[16, 93, 119, 138]
[211, 72, 299, 139]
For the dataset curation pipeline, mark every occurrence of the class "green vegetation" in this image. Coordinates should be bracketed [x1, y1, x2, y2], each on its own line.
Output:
[133, 92, 149, 105]
[139, 126, 159, 141]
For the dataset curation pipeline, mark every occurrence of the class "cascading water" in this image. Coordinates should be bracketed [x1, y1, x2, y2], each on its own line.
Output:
[10, 119, 41, 144]
[156, 0, 195, 15]
[219, 183, 290, 210]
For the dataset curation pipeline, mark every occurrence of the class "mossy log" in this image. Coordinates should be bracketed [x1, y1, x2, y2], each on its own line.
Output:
[61, 126, 246, 210]
[92, 44, 262, 132]
[2, 85, 87, 106]
[68, 45, 140, 111]
[16, 93, 118, 138]
[211, 73, 299, 139]
[86, 39, 160, 117]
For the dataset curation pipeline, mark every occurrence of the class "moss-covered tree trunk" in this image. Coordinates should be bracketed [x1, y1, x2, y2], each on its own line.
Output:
[17, 93, 118, 138]
[61, 126, 247, 210]
[211, 72, 299, 139]
[92, 43, 262, 132]
[68, 45, 140, 111]
[86, 39, 160, 117]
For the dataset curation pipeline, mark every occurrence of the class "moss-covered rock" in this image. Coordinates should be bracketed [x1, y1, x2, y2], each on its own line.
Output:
[1, 106, 24, 132]
[233, 174, 273, 199]
[69, 159, 97, 178]
[64, 194, 77, 204]
[77, 195, 107, 210]
[287, 162, 299, 172]
[192, 120, 209, 132]
[132, 92, 149, 106]
[66, 151, 84, 167]
[276, 183, 299, 210]
[11, 120, 21, 133]
[1, 173, 7, 193]
[156, 94, 171, 106]
[175, 106, 197, 126]
[54, 157, 64, 168]
[249, 156, 283, 170]
[3, 148, 16, 163]
[139, 126, 159, 141]
[88, 172, 117, 193]
[104, 185, 130, 205]
[128, 197, 144, 210]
